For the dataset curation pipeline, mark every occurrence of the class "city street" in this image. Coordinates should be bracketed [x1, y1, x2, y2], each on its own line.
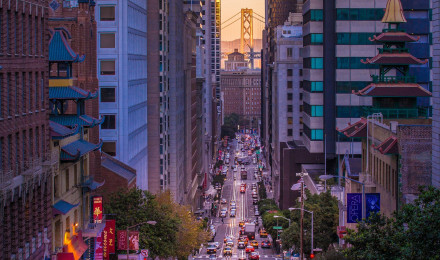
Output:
[194, 136, 280, 260]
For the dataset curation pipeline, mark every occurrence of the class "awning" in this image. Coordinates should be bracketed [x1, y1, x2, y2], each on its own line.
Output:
[60, 139, 103, 161]
[49, 86, 98, 100]
[53, 200, 79, 216]
[82, 177, 105, 191]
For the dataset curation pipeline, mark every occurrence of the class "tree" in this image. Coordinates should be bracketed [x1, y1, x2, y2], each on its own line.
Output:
[344, 186, 440, 260]
[105, 188, 180, 258]
[281, 190, 339, 253]
[221, 125, 236, 139]
[105, 188, 210, 259]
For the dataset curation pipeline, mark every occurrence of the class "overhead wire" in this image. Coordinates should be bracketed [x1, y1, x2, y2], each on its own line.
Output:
[222, 17, 241, 30]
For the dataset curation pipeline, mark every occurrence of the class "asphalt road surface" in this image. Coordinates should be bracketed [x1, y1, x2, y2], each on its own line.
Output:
[194, 136, 281, 260]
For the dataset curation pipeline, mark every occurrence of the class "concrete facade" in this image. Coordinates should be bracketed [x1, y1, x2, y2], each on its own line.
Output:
[96, 0, 149, 189]
[224, 49, 249, 71]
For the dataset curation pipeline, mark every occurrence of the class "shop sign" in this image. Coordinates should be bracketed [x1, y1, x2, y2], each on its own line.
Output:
[93, 196, 103, 223]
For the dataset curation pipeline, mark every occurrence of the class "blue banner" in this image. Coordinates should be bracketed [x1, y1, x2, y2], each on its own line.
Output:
[366, 193, 380, 220]
[347, 193, 362, 223]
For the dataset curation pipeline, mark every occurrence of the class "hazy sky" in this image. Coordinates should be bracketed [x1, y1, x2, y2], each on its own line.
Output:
[221, 0, 265, 41]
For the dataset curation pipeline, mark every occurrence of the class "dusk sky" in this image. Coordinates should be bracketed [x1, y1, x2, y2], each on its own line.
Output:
[221, 0, 265, 41]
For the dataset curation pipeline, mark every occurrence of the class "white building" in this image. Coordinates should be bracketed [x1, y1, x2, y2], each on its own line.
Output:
[96, 0, 149, 189]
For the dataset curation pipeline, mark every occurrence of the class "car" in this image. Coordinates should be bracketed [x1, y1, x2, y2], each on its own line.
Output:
[223, 247, 233, 256]
[209, 254, 216, 260]
[206, 244, 217, 254]
[237, 241, 246, 249]
[221, 198, 227, 204]
[230, 210, 236, 217]
[254, 211, 260, 216]
[250, 240, 258, 248]
[240, 186, 246, 193]
[226, 239, 234, 247]
[253, 199, 258, 205]
[245, 245, 255, 253]
[220, 211, 227, 218]
[238, 253, 247, 260]
[230, 201, 237, 207]
[252, 194, 258, 199]
[249, 252, 260, 260]
[259, 229, 268, 238]
[261, 240, 271, 248]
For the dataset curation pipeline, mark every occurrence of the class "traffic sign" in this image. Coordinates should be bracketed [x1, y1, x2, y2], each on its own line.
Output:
[141, 249, 149, 257]
[273, 226, 283, 230]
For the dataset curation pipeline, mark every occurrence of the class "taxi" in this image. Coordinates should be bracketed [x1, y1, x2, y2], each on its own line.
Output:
[223, 247, 233, 256]
[259, 229, 268, 238]
[250, 240, 259, 248]
[239, 220, 245, 227]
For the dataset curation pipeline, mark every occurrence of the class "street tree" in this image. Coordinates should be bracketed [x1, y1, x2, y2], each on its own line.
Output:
[344, 186, 440, 260]
[282, 190, 339, 253]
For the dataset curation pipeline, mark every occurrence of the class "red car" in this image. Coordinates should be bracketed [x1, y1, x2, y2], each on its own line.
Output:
[240, 185, 246, 193]
[245, 245, 255, 253]
[249, 252, 260, 260]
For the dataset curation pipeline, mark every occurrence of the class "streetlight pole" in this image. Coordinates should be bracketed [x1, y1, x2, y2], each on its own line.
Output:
[126, 221, 157, 260]
[289, 208, 314, 257]
[274, 215, 291, 227]
[295, 171, 308, 260]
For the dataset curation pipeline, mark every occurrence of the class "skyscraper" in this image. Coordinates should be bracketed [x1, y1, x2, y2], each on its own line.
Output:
[433, 0, 440, 189]
[96, 0, 149, 189]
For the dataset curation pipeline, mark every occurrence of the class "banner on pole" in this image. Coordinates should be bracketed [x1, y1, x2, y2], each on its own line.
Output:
[347, 193, 362, 223]
[365, 193, 380, 220]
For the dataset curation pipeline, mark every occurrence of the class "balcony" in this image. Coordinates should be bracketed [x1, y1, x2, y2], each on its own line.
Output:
[371, 75, 416, 84]
[363, 107, 428, 119]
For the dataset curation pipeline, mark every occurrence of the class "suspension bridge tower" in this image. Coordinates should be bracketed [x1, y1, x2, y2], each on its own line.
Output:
[240, 8, 253, 54]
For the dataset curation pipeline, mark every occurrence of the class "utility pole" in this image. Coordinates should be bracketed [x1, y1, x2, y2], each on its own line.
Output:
[295, 171, 308, 260]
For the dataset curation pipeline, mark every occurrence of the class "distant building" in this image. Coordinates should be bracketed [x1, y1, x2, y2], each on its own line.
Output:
[433, 0, 440, 188]
[221, 70, 261, 126]
[225, 49, 249, 71]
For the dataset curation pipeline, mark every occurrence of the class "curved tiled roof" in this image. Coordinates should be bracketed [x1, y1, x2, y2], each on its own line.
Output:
[336, 118, 368, 138]
[50, 121, 79, 139]
[361, 53, 428, 65]
[49, 29, 85, 62]
[50, 114, 105, 128]
[373, 136, 398, 154]
[49, 86, 98, 100]
[354, 83, 432, 97]
[382, 0, 406, 23]
[369, 32, 419, 43]
[60, 139, 103, 161]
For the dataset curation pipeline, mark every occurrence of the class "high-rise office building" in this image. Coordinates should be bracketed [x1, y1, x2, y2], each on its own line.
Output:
[271, 0, 431, 209]
[433, 0, 440, 188]
[96, 0, 149, 189]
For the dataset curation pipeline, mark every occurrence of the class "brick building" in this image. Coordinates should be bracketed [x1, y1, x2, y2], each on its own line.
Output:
[220, 69, 261, 123]
[0, 1, 56, 259]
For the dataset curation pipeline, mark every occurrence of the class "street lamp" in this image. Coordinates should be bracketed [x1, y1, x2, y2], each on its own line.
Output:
[273, 215, 291, 227]
[289, 208, 314, 257]
[126, 221, 157, 260]
[319, 175, 366, 220]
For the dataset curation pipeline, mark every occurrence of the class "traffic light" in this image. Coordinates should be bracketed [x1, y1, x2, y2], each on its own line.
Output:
[310, 253, 315, 259]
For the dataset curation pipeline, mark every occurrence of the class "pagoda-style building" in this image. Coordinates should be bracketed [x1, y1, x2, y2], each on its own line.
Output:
[337, 0, 432, 227]
[356, 0, 431, 118]
[48, 28, 105, 258]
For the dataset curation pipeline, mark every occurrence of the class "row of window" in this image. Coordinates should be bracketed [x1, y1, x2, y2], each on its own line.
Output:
[0, 9, 45, 56]
[336, 8, 385, 21]
[303, 103, 323, 117]
[0, 126, 46, 172]
[303, 81, 324, 93]
[304, 57, 377, 69]
[302, 81, 369, 93]
[0, 72, 45, 118]
[303, 125, 324, 141]
[305, 33, 378, 46]
[304, 9, 323, 24]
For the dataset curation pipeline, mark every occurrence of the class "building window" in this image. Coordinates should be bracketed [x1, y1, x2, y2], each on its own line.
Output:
[101, 114, 116, 129]
[100, 6, 115, 21]
[287, 129, 293, 136]
[304, 9, 323, 23]
[287, 48, 293, 57]
[287, 93, 293, 100]
[100, 33, 115, 48]
[336, 8, 385, 21]
[100, 60, 116, 75]
[287, 105, 293, 112]
[287, 81, 293, 89]
[304, 33, 323, 45]
[102, 141, 116, 156]
[287, 117, 293, 125]
[287, 69, 293, 76]
[100, 88, 116, 102]
[303, 125, 324, 140]
[304, 58, 324, 69]
[304, 103, 324, 117]
[64, 169, 70, 193]
[336, 57, 373, 69]
[337, 33, 376, 45]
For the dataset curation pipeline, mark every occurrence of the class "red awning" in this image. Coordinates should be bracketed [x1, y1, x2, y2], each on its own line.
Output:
[373, 136, 398, 154]
[56, 253, 75, 260]
[369, 32, 419, 43]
